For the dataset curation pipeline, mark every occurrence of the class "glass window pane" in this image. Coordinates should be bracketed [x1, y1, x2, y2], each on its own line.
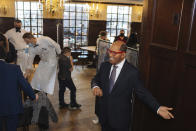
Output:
[25, 27, 31, 32]
[118, 6, 124, 14]
[77, 13, 82, 19]
[76, 28, 81, 36]
[31, 11, 37, 19]
[64, 20, 69, 27]
[38, 11, 43, 18]
[76, 4, 83, 12]
[111, 22, 117, 28]
[64, 28, 70, 36]
[82, 21, 88, 28]
[107, 14, 112, 21]
[24, 2, 30, 10]
[107, 22, 110, 28]
[123, 22, 128, 28]
[70, 28, 75, 35]
[111, 29, 116, 36]
[38, 27, 43, 34]
[76, 36, 81, 43]
[18, 10, 24, 18]
[31, 2, 38, 10]
[64, 12, 69, 19]
[70, 12, 75, 19]
[123, 7, 129, 14]
[82, 36, 87, 44]
[32, 27, 37, 34]
[82, 13, 89, 20]
[64, 4, 70, 11]
[118, 14, 123, 21]
[76, 20, 82, 27]
[112, 14, 117, 21]
[107, 6, 112, 13]
[70, 20, 75, 27]
[70, 4, 75, 11]
[17, 2, 23, 10]
[82, 29, 87, 35]
[38, 19, 42, 26]
[24, 19, 30, 26]
[117, 22, 123, 29]
[31, 19, 37, 26]
[124, 15, 129, 21]
[111, 6, 117, 13]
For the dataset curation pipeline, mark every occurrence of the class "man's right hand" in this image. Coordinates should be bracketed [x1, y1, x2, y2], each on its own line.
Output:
[92, 87, 103, 97]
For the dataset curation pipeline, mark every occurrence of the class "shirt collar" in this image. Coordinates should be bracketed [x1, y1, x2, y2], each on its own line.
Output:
[114, 58, 126, 68]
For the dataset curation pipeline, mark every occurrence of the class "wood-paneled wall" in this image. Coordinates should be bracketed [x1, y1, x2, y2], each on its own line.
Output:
[133, 0, 196, 131]
[88, 20, 106, 46]
[43, 19, 64, 49]
[0, 17, 14, 33]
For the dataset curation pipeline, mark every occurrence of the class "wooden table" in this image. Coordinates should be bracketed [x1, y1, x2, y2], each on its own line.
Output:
[80, 46, 96, 52]
[80, 46, 96, 68]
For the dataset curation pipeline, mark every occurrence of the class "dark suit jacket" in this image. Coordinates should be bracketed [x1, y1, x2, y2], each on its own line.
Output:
[91, 61, 160, 128]
[0, 60, 35, 116]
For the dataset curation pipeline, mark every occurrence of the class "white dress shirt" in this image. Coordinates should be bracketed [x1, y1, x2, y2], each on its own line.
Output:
[4, 28, 27, 50]
[109, 58, 126, 83]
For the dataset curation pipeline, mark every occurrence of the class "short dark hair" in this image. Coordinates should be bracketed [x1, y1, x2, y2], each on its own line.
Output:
[0, 46, 7, 60]
[23, 32, 34, 39]
[99, 31, 107, 37]
[14, 19, 22, 23]
[62, 47, 71, 54]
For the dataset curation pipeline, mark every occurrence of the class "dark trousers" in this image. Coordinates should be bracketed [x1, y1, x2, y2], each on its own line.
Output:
[0, 115, 18, 131]
[58, 78, 76, 105]
[101, 123, 129, 131]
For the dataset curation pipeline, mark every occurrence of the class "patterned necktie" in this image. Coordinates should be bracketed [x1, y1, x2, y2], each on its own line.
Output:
[109, 65, 118, 93]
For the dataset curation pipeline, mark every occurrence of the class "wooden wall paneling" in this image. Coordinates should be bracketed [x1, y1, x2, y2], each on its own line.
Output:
[187, 1, 196, 53]
[151, 0, 183, 50]
[134, 0, 191, 131]
[43, 19, 63, 49]
[130, 22, 142, 43]
[0, 17, 15, 34]
[88, 20, 106, 46]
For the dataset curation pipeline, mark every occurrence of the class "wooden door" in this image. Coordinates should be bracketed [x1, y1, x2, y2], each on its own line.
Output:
[133, 0, 196, 131]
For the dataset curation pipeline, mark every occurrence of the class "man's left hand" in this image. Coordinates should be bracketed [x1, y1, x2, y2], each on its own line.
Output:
[158, 106, 174, 119]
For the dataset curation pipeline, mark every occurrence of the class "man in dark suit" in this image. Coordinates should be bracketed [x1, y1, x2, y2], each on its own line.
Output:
[91, 41, 174, 131]
[0, 45, 38, 131]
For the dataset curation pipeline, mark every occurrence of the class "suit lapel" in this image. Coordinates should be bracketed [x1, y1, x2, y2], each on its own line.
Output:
[110, 61, 128, 94]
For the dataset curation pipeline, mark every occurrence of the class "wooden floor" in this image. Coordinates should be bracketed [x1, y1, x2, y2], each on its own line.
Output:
[23, 66, 101, 131]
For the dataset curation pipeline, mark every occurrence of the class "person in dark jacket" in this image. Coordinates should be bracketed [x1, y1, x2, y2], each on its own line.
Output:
[113, 29, 128, 43]
[0, 45, 38, 131]
[58, 47, 81, 109]
[0, 33, 17, 63]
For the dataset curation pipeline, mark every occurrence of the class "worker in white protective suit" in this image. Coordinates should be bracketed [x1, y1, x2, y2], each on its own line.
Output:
[23, 32, 61, 95]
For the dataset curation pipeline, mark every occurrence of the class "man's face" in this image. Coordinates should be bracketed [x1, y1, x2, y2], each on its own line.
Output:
[24, 38, 33, 44]
[108, 44, 125, 65]
[120, 30, 125, 34]
[14, 22, 22, 28]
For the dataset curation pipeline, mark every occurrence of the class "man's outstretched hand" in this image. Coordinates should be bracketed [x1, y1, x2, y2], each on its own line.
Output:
[158, 106, 174, 119]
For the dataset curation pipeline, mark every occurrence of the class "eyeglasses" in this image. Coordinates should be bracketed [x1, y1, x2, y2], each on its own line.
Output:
[107, 49, 125, 55]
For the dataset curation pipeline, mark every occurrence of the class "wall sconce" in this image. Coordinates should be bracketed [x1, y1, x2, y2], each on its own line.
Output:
[0, 1, 8, 15]
[39, 0, 65, 16]
[89, 3, 101, 18]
